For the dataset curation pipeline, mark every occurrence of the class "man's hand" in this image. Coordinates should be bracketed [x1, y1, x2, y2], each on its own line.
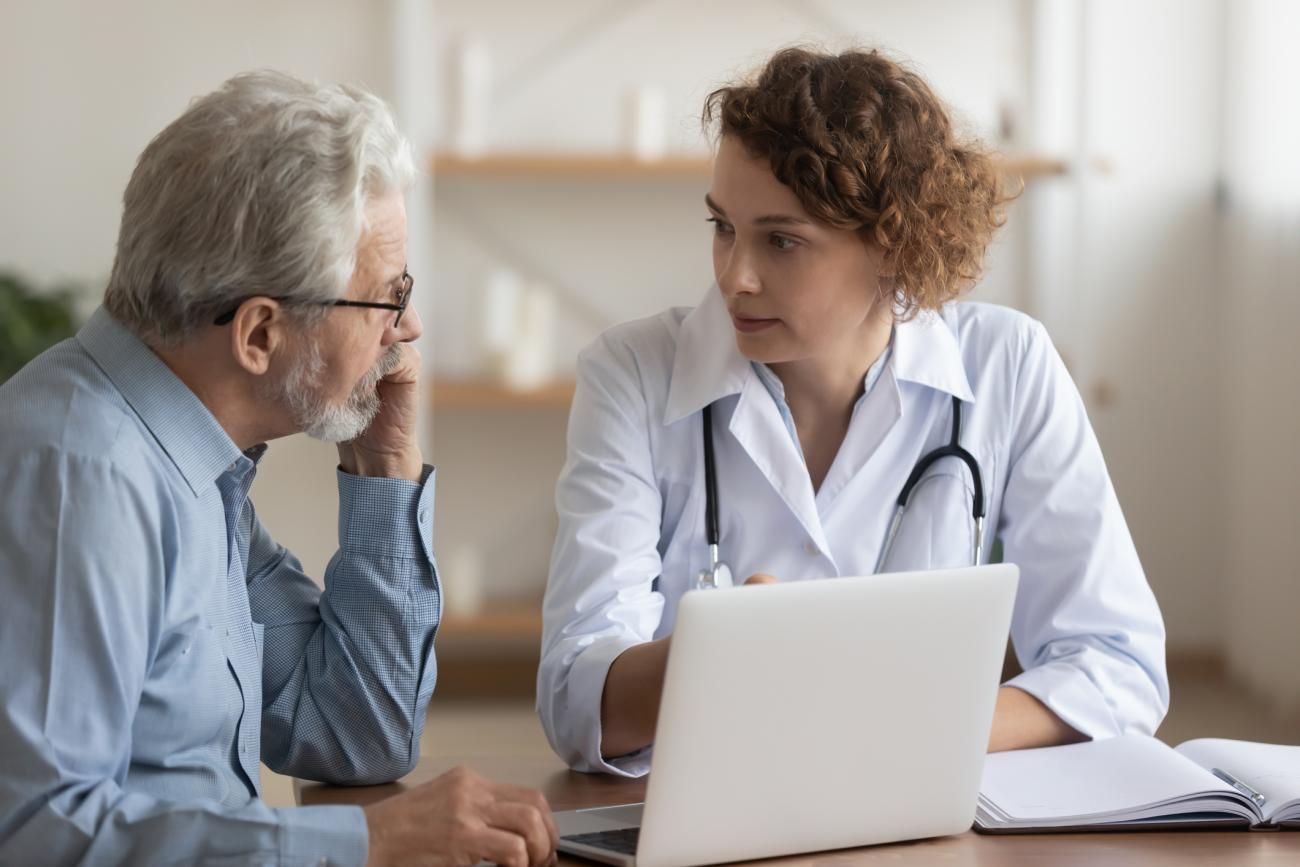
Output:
[363, 766, 558, 867]
[339, 342, 424, 482]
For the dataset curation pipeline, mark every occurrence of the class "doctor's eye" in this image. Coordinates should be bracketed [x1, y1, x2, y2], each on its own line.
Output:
[769, 234, 799, 251]
[706, 217, 734, 237]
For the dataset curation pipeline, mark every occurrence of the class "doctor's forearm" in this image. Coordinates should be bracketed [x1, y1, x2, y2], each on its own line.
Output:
[987, 686, 1087, 752]
[599, 638, 671, 759]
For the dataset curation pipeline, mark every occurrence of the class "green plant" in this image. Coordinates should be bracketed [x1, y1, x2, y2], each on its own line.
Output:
[0, 272, 81, 383]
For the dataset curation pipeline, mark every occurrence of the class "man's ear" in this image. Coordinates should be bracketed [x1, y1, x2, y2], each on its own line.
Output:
[227, 299, 288, 376]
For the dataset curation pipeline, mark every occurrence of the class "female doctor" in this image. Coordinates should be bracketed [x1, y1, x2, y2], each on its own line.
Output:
[537, 47, 1168, 776]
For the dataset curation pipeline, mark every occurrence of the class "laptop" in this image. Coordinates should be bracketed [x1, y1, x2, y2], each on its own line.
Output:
[555, 564, 1019, 867]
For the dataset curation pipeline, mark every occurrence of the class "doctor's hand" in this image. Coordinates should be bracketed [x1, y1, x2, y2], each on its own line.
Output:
[363, 765, 558, 867]
[742, 573, 779, 585]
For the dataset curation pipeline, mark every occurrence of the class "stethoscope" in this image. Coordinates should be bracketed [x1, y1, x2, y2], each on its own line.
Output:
[695, 394, 985, 590]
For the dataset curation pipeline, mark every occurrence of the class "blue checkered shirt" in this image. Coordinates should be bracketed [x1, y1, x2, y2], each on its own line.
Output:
[0, 308, 441, 866]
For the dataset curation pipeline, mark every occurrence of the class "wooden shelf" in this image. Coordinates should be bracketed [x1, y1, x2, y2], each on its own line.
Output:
[431, 151, 1069, 180]
[437, 605, 543, 642]
[1001, 155, 1071, 179]
[433, 152, 712, 177]
[431, 379, 575, 409]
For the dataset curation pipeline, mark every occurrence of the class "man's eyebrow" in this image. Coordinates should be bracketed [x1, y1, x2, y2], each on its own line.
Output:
[705, 194, 810, 226]
[377, 267, 406, 296]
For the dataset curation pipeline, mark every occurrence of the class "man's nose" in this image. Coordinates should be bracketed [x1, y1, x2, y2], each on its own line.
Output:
[394, 303, 423, 343]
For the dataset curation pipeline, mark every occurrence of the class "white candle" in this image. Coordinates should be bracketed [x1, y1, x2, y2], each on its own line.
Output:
[482, 268, 521, 378]
[627, 84, 668, 162]
[451, 39, 491, 157]
[505, 283, 558, 390]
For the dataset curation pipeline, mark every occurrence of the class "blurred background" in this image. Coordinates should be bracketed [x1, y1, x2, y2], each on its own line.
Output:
[2, 0, 1297, 803]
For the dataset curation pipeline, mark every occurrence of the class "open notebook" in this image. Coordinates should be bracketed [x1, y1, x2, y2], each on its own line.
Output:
[977, 735, 1300, 832]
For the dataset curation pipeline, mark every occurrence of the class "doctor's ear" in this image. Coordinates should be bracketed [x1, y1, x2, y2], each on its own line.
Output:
[860, 237, 897, 281]
[877, 247, 898, 281]
[224, 298, 291, 376]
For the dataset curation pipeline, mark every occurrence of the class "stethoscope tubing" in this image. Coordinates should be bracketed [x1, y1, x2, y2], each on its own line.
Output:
[702, 400, 723, 577]
[703, 394, 985, 582]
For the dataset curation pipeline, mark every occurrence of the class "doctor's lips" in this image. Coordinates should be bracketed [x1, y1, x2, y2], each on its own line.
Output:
[730, 313, 781, 334]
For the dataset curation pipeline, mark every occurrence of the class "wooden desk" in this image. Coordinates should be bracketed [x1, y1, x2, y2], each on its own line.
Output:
[298, 755, 1300, 866]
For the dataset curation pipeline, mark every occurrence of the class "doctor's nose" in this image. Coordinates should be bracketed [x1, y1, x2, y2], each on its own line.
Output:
[717, 249, 761, 299]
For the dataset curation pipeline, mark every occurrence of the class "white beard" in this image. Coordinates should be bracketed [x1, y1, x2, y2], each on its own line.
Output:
[267, 339, 403, 443]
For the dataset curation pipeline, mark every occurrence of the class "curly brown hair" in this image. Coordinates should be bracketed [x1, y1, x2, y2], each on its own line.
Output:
[703, 47, 1011, 318]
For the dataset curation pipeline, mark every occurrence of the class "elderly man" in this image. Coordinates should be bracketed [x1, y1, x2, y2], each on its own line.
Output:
[0, 72, 556, 867]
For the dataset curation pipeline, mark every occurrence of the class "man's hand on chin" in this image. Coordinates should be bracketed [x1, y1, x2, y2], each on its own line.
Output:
[338, 343, 424, 482]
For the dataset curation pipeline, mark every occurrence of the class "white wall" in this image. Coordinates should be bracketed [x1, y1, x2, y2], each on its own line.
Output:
[1064, 0, 1227, 652]
[0, 0, 392, 289]
[1221, 0, 1300, 715]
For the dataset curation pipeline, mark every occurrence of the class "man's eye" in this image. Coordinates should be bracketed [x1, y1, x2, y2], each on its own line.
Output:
[706, 217, 733, 235]
[771, 235, 797, 251]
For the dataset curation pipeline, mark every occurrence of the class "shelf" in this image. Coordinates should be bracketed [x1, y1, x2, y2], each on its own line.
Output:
[1001, 155, 1071, 179]
[431, 379, 576, 409]
[437, 605, 543, 642]
[431, 152, 1069, 180]
[433, 152, 712, 177]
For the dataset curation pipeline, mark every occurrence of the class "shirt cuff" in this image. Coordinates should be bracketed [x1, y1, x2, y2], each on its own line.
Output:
[275, 804, 369, 867]
[337, 464, 435, 561]
[1006, 660, 1123, 741]
[566, 637, 654, 778]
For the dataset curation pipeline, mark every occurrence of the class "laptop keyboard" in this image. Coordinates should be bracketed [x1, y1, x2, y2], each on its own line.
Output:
[562, 828, 641, 855]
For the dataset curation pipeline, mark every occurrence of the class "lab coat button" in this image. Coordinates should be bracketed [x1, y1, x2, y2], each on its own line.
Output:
[804, 541, 818, 555]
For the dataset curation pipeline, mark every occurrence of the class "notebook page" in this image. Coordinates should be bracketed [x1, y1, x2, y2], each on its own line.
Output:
[980, 735, 1232, 821]
[1176, 739, 1300, 822]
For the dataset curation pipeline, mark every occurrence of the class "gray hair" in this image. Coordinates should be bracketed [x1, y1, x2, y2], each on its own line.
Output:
[104, 70, 415, 345]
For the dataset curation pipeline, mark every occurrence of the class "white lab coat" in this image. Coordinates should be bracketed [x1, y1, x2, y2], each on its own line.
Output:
[537, 287, 1169, 776]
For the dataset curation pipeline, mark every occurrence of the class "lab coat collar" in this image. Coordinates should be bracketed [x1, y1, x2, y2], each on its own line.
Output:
[664, 289, 974, 425]
[890, 310, 975, 403]
[663, 286, 750, 426]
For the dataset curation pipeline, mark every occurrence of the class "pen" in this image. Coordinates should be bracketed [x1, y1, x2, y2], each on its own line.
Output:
[1211, 767, 1267, 807]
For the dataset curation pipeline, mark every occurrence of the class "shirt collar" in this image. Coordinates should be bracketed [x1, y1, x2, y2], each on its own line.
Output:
[77, 306, 248, 497]
[663, 288, 973, 425]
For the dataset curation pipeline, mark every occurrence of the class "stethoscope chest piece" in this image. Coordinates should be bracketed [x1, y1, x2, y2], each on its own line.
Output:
[695, 554, 734, 590]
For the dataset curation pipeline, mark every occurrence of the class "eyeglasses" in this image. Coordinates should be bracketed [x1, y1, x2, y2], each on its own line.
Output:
[212, 270, 414, 327]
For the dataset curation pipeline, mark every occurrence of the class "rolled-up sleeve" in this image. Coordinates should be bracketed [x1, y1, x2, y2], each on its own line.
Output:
[999, 322, 1169, 739]
[0, 450, 371, 866]
[537, 337, 667, 777]
[251, 466, 441, 785]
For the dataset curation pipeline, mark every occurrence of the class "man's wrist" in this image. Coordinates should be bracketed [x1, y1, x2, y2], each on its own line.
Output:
[338, 445, 424, 483]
